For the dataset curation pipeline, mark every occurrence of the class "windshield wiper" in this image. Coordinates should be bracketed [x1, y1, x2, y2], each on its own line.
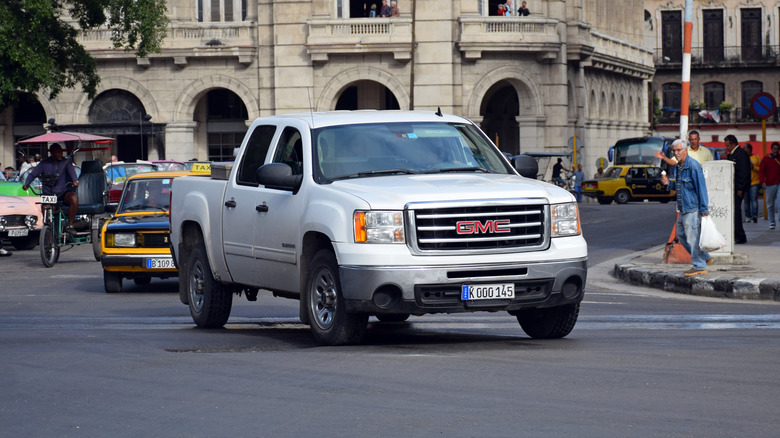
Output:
[357, 168, 418, 177]
[427, 166, 492, 173]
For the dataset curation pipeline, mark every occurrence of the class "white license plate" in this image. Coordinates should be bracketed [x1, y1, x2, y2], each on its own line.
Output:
[8, 228, 29, 237]
[40, 195, 57, 204]
[145, 258, 174, 269]
[461, 283, 515, 301]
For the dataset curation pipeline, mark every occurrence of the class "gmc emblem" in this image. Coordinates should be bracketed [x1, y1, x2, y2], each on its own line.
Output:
[456, 219, 511, 234]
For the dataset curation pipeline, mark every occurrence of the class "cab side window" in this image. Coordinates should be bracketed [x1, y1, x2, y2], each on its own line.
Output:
[628, 168, 645, 179]
[272, 128, 304, 176]
[237, 125, 277, 186]
[646, 168, 662, 179]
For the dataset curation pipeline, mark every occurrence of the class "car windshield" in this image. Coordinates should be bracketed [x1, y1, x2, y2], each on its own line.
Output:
[155, 162, 187, 171]
[312, 122, 511, 181]
[603, 167, 622, 178]
[106, 163, 159, 184]
[117, 177, 173, 213]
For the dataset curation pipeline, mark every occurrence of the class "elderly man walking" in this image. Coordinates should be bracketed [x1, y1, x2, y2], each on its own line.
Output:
[661, 139, 713, 276]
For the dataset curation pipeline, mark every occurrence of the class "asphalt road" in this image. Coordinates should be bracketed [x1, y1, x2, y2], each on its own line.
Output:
[1, 202, 779, 437]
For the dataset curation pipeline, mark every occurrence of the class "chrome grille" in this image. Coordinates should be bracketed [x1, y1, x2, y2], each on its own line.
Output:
[409, 201, 547, 253]
[1, 215, 27, 227]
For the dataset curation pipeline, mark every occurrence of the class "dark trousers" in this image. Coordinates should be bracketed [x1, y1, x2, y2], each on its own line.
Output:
[734, 192, 746, 243]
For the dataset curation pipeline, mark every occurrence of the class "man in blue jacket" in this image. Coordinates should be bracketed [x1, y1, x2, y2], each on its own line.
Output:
[661, 139, 712, 276]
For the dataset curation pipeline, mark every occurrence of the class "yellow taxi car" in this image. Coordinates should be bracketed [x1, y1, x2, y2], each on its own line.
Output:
[101, 171, 194, 293]
[582, 165, 675, 205]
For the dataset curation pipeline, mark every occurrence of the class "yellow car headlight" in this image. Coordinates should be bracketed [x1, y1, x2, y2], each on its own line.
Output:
[107, 232, 136, 247]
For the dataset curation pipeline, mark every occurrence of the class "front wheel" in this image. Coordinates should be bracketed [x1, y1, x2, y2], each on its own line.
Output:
[39, 225, 59, 268]
[306, 250, 368, 346]
[515, 303, 580, 339]
[187, 242, 232, 328]
[104, 270, 123, 293]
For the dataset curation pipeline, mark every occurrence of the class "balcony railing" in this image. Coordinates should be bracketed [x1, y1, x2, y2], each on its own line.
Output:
[654, 46, 780, 67]
[656, 107, 780, 125]
[306, 17, 413, 62]
[457, 16, 560, 60]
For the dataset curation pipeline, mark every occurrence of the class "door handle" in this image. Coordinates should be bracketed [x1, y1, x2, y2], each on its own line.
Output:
[256, 204, 269, 213]
[224, 200, 237, 208]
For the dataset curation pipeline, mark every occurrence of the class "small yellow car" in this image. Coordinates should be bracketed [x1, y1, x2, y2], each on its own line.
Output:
[101, 171, 193, 293]
[581, 165, 675, 204]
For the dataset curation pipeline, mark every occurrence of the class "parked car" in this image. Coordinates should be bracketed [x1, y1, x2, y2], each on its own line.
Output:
[581, 165, 675, 204]
[103, 162, 160, 211]
[0, 195, 43, 250]
[100, 171, 193, 293]
[0, 165, 81, 197]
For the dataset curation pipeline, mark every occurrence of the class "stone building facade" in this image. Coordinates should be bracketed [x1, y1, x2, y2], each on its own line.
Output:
[646, 0, 780, 149]
[1, 0, 653, 179]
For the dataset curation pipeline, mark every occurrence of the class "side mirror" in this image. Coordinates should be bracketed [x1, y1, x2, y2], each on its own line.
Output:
[512, 155, 539, 179]
[255, 163, 302, 193]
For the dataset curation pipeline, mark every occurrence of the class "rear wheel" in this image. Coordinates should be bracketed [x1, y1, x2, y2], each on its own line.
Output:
[104, 271, 123, 293]
[91, 218, 103, 261]
[516, 303, 580, 339]
[306, 249, 368, 345]
[187, 242, 232, 328]
[39, 225, 59, 268]
[614, 190, 630, 204]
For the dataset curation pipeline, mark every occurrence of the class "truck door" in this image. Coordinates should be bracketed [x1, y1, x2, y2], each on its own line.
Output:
[222, 124, 277, 286]
[252, 126, 307, 293]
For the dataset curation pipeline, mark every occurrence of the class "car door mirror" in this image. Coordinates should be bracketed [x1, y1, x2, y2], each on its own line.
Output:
[512, 155, 539, 179]
[256, 163, 302, 193]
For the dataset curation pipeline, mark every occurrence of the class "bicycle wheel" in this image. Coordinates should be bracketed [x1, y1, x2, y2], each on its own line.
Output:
[39, 225, 60, 268]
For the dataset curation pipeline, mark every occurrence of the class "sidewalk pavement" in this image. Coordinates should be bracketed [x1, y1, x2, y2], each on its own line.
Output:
[612, 218, 780, 301]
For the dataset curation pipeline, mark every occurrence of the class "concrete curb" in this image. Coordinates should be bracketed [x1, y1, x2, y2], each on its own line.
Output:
[612, 262, 780, 301]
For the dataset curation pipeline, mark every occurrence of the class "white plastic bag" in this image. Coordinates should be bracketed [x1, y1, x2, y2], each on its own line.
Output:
[699, 216, 726, 252]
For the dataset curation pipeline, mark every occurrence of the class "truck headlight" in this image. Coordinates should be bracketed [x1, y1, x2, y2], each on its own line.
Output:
[107, 232, 136, 247]
[354, 211, 405, 244]
[551, 203, 581, 237]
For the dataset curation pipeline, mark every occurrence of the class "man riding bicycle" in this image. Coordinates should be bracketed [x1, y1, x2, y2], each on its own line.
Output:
[22, 143, 80, 235]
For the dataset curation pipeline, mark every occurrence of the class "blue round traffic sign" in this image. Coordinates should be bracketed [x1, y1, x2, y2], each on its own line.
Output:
[750, 92, 777, 120]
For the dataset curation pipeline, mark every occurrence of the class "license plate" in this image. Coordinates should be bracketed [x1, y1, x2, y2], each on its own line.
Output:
[145, 258, 174, 269]
[40, 195, 57, 204]
[461, 283, 515, 301]
[8, 228, 29, 237]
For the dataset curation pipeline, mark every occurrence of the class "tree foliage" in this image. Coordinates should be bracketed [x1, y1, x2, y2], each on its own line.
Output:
[0, 0, 168, 110]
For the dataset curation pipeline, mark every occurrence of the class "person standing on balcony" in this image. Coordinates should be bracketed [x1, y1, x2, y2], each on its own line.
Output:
[519, 1, 530, 16]
[391, 1, 399, 17]
[379, 0, 392, 17]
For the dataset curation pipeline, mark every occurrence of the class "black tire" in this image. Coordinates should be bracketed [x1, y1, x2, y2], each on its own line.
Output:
[516, 303, 580, 339]
[39, 225, 59, 268]
[187, 242, 232, 328]
[104, 270, 123, 293]
[10, 233, 38, 250]
[133, 277, 152, 285]
[91, 222, 102, 261]
[306, 249, 368, 346]
[376, 314, 411, 323]
[597, 197, 612, 205]
[614, 190, 630, 204]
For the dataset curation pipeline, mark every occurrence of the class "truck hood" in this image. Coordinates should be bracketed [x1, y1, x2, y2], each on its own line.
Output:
[329, 173, 574, 208]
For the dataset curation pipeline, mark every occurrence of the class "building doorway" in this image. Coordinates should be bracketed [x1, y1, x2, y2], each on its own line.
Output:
[480, 81, 519, 155]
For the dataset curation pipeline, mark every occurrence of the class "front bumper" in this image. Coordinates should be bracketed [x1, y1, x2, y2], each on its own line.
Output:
[102, 254, 177, 273]
[339, 258, 587, 315]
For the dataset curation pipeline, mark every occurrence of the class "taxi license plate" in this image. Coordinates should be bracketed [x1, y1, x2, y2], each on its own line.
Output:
[40, 195, 57, 204]
[8, 229, 28, 237]
[145, 258, 174, 269]
[461, 283, 515, 301]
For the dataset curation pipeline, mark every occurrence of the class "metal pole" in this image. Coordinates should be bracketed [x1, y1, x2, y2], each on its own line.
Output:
[679, 0, 693, 140]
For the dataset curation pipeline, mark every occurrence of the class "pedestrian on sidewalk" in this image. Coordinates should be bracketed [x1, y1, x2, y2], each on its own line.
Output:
[742, 143, 760, 223]
[759, 142, 780, 230]
[661, 139, 712, 276]
[724, 134, 750, 244]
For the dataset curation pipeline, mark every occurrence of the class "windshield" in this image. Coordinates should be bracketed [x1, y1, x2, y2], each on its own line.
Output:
[155, 162, 187, 171]
[312, 122, 512, 182]
[117, 177, 173, 213]
[106, 163, 159, 184]
[613, 139, 667, 165]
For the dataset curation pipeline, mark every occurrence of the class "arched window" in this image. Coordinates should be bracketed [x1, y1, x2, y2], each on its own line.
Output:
[741, 81, 763, 109]
[703, 82, 725, 109]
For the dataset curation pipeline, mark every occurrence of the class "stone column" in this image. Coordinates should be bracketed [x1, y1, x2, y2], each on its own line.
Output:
[165, 122, 199, 162]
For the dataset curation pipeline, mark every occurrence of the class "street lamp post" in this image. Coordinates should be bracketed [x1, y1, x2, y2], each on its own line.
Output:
[139, 113, 152, 160]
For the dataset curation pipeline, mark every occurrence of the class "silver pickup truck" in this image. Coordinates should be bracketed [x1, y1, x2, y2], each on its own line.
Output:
[169, 111, 587, 345]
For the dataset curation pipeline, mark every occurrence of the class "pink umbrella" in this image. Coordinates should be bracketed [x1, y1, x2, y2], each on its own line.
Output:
[17, 131, 114, 151]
